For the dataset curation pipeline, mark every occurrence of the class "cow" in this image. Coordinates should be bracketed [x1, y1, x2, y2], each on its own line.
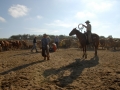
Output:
[9, 40, 21, 50]
[59, 39, 71, 48]
[70, 39, 80, 48]
[105, 38, 120, 50]
[37, 40, 42, 49]
[3, 40, 10, 50]
[15, 40, 21, 49]
[0, 41, 5, 51]
[0, 44, 2, 52]
[99, 39, 106, 49]
[20, 40, 29, 49]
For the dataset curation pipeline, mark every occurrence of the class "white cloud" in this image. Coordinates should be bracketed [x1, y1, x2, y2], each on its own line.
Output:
[25, 27, 60, 35]
[46, 20, 71, 28]
[26, 28, 47, 33]
[8, 4, 29, 18]
[89, 21, 116, 37]
[75, 11, 96, 19]
[82, 0, 114, 12]
[24, 17, 33, 21]
[37, 15, 43, 19]
[0, 16, 6, 22]
[87, 2, 112, 12]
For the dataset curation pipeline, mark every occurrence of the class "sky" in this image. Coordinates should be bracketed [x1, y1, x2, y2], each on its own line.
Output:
[0, 0, 120, 38]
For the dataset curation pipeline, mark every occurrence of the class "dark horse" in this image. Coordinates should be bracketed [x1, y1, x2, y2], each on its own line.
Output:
[69, 28, 99, 58]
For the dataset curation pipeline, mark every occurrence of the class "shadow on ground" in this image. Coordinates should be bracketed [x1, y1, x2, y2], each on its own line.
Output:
[0, 60, 45, 75]
[43, 56, 99, 87]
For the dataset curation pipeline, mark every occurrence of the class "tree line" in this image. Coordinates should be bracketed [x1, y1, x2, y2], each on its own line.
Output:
[8, 34, 76, 41]
[0, 34, 119, 41]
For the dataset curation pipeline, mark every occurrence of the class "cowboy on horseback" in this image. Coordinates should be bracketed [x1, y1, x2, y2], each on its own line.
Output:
[82, 20, 92, 44]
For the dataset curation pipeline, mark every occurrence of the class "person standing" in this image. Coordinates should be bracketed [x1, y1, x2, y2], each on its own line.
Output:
[54, 36, 59, 49]
[41, 34, 50, 60]
[31, 36, 38, 52]
[82, 20, 92, 44]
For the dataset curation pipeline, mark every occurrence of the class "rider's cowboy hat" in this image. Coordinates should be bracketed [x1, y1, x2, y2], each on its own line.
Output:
[85, 20, 90, 23]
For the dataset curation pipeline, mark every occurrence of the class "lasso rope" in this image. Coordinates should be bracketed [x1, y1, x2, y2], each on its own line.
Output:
[78, 23, 84, 32]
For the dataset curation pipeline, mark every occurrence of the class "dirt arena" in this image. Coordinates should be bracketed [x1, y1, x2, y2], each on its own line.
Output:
[0, 48, 120, 90]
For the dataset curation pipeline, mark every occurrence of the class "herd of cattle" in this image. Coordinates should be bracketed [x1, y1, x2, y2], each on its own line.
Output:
[0, 38, 120, 52]
[99, 38, 120, 50]
[59, 38, 120, 50]
[0, 40, 30, 52]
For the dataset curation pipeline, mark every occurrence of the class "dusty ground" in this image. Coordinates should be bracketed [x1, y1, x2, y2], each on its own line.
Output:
[0, 48, 120, 90]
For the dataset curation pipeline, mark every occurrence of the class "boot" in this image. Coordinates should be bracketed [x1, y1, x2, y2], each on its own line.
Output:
[36, 49, 38, 53]
[47, 55, 50, 60]
[44, 57, 46, 60]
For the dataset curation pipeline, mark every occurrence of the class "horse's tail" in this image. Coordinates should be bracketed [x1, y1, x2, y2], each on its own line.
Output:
[92, 34, 99, 49]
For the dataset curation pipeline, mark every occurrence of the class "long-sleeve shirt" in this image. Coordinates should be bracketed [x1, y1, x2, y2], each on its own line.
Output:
[33, 38, 37, 43]
[85, 24, 91, 32]
[41, 38, 48, 48]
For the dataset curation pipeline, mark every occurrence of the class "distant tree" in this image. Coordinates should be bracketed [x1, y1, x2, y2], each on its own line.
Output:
[9, 34, 78, 40]
[49, 35, 55, 40]
[107, 35, 113, 38]
[99, 36, 106, 39]
[59, 35, 65, 40]
[9, 35, 19, 40]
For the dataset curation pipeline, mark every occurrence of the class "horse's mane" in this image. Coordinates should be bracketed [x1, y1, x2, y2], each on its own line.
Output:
[75, 29, 84, 35]
[74, 29, 86, 41]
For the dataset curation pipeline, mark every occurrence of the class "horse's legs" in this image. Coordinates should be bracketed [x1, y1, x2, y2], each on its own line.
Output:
[82, 47, 85, 58]
[85, 46, 87, 58]
[94, 44, 98, 56]
[82, 46, 87, 58]
[95, 48, 97, 56]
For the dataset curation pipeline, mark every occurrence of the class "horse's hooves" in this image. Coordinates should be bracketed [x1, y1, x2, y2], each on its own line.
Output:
[94, 53, 97, 56]
[94, 54, 97, 56]
[94, 55, 97, 58]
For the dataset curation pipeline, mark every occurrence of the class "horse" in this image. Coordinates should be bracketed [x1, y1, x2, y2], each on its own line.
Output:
[69, 28, 99, 58]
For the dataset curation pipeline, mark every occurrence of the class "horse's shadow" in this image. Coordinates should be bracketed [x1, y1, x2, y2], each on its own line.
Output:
[43, 56, 99, 87]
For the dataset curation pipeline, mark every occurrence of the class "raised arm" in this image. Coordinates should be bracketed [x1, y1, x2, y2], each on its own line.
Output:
[82, 24, 87, 28]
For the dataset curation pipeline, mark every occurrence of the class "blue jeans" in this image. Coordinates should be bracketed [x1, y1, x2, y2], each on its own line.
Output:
[31, 43, 37, 51]
[55, 42, 59, 49]
[42, 45, 49, 57]
[87, 31, 92, 43]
